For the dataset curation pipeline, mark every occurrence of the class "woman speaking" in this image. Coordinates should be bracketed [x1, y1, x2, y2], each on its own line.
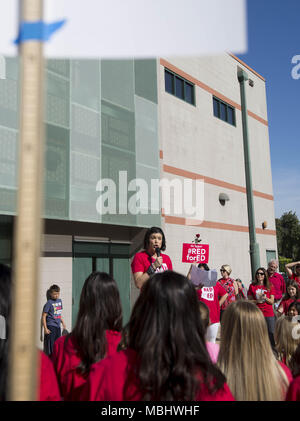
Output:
[131, 226, 173, 289]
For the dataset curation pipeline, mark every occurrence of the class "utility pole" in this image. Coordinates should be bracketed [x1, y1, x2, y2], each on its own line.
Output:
[238, 68, 260, 280]
[9, 0, 44, 400]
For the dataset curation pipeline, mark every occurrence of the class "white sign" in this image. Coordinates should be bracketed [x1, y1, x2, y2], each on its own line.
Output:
[201, 287, 215, 302]
[190, 267, 218, 287]
[0, 0, 247, 58]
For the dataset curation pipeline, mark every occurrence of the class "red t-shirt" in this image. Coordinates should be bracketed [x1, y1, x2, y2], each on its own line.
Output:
[279, 298, 300, 315]
[39, 351, 61, 401]
[218, 278, 236, 310]
[268, 272, 286, 300]
[286, 375, 300, 401]
[247, 283, 275, 317]
[52, 330, 121, 401]
[288, 273, 300, 289]
[197, 283, 227, 324]
[87, 348, 235, 401]
[131, 251, 173, 274]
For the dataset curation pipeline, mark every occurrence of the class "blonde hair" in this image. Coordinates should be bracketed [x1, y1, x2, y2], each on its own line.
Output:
[218, 301, 289, 401]
[221, 264, 232, 275]
[275, 315, 300, 368]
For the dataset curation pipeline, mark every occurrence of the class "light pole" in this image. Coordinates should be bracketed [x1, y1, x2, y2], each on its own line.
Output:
[238, 68, 260, 280]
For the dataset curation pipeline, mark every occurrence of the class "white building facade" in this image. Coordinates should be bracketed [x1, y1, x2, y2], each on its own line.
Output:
[158, 54, 277, 284]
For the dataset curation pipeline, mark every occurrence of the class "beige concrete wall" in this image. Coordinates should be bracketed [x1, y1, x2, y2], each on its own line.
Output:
[162, 54, 268, 121]
[158, 54, 278, 286]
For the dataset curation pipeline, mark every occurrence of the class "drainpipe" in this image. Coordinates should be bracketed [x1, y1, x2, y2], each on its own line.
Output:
[238, 68, 260, 280]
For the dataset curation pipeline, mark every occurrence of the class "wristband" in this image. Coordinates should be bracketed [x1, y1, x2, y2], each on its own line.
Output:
[146, 265, 155, 276]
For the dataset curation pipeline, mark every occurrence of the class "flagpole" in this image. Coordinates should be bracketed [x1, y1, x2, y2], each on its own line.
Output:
[8, 0, 44, 400]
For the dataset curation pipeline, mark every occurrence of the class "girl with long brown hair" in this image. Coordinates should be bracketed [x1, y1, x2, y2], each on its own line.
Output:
[52, 272, 122, 401]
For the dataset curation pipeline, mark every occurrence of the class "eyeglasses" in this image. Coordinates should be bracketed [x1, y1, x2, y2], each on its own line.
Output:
[220, 269, 225, 272]
[256, 272, 265, 276]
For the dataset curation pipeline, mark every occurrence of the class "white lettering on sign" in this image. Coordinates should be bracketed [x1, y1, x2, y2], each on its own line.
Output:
[201, 287, 214, 301]
[186, 254, 206, 262]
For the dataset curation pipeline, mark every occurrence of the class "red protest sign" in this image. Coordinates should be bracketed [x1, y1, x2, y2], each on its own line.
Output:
[182, 243, 209, 264]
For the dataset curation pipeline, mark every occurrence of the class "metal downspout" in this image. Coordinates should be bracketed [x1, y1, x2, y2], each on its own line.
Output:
[238, 68, 260, 280]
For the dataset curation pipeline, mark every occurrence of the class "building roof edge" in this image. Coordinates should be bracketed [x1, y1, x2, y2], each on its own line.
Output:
[228, 53, 266, 82]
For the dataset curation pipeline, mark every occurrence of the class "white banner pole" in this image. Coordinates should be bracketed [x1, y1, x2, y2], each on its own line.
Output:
[8, 0, 45, 401]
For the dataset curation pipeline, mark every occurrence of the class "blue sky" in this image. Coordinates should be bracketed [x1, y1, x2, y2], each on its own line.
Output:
[237, 0, 300, 219]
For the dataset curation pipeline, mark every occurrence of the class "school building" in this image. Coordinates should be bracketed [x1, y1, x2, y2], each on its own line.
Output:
[0, 54, 277, 346]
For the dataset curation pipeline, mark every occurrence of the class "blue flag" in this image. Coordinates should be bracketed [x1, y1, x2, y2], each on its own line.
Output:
[14, 19, 66, 44]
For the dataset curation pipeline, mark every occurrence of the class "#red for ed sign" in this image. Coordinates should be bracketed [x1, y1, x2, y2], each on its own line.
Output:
[182, 243, 209, 264]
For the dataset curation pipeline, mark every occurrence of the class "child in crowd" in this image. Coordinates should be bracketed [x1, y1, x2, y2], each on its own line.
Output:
[277, 281, 300, 316]
[51, 272, 122, 401]
[42, 284, 66, 356]
[217, 300, 292, 401]
[288, 301, 300, 319]
[275, 315, 300, 369]
[87, 271, 234, 401]
[0, 264, 61, 401]
[198, 301, 220, 363]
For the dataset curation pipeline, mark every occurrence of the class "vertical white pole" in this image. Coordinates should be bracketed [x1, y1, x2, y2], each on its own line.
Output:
[8, 0, 44, 401]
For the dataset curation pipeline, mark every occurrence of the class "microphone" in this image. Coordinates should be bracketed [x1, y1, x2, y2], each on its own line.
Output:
[155, 247, 161, 257]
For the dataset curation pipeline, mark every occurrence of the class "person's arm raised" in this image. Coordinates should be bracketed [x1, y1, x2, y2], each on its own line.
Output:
[285, 261, 300, 277]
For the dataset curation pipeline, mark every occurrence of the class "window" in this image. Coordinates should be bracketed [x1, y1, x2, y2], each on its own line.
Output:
[213, 96, 236, 126]
[165, 70, 174, 94]
[164, 68, 195, 105]
[72, 241, 131, 326]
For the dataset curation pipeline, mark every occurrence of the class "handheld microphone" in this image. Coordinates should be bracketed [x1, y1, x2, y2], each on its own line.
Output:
[155, 247, 161, 257]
